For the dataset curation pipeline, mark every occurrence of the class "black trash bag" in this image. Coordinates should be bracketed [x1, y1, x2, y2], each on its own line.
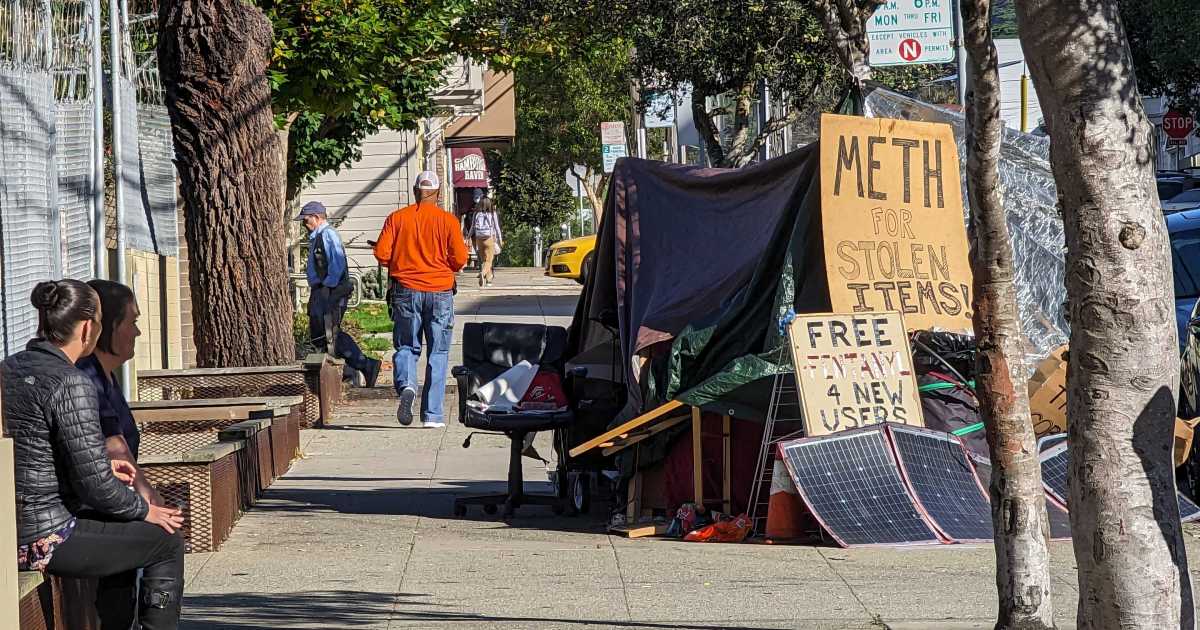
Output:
[918, 373, 988, 458]
[911, 330, 977, 381]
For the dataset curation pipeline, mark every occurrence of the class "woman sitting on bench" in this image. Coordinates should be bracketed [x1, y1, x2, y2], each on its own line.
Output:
[3, 279, 186, 630]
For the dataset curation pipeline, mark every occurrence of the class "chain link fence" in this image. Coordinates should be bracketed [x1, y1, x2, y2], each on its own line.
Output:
[0, 0, 176, 356]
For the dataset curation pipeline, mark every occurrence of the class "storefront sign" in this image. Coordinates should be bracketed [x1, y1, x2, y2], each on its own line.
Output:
[787, 311, 924, 437]
[819, 113, 973, 332]
[451, 148, 489, 188]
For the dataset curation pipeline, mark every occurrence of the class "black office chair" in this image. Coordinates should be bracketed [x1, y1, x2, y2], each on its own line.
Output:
[451, 322, 578, 518]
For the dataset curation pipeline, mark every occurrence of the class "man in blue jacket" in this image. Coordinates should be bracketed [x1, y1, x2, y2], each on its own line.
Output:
[298, 201, 381, 387]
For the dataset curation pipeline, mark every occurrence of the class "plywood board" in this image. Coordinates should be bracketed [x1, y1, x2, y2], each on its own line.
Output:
[820, 113, 972, 332]
[787, 311, 924, 437]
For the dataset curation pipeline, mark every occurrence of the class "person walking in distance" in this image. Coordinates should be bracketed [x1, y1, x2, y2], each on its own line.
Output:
[468, 193, 503, 286]
[298, 201, 382, 388]
[374, 171, 468, 427]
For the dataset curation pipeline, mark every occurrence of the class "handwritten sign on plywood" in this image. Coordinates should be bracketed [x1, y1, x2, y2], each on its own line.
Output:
[820, 113, 972, 332]
[788, 311, 924, 438]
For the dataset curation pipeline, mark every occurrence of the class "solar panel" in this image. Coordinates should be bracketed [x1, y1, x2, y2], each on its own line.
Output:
[1041, 443, 1200, 524]
[779, 427, 940, 547]
[971, 453, 1072, 539]
[889, 425, 993, 542]
[1180, 493, 1200, 523]
[1039, 444, 1070, 506]
[1038, 433, 1067, 453]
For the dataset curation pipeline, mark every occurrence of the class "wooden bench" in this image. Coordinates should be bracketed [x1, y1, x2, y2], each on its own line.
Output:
[131, 396, 303, 470]
[140, 441, 246, 553]
[218, 418, 274, 508]
[18, 572, 99, 630]
[135, 356, 343, 428]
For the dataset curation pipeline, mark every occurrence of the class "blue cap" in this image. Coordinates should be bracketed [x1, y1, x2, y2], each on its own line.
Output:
[294, 201, 326, 220]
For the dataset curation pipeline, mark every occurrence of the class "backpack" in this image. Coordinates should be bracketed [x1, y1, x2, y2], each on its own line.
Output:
[472, 211, 497, 238]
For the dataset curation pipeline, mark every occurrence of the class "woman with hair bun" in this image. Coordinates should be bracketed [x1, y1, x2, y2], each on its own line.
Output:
[3, 279, 186, 630]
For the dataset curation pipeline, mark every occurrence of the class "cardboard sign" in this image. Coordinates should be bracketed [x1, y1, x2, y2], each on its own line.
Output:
[1028, 345, 1067, 437]
[787, 311, 924, 437]
[820, 113, 972, 332]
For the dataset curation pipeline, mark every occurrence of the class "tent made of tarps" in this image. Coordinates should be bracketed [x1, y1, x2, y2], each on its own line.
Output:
[566, 88, 1068, 427]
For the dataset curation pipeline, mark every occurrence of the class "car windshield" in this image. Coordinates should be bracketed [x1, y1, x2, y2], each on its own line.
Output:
[1161, 181, 1186, 199]
[1170, 189, 1200, 204]
[1172, 228, 1200, 299]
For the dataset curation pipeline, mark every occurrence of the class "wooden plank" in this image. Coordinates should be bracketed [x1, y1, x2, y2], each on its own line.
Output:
[569, 399, 685, 457]
[608, 523, 668, 538]
[138, 364, 304, 378]
[692, 406, 703, 507]
[627, 471, 642, 523]
[132, 405, 266, 422]
[130, 396, 304, 410]
[722, 415, 732, 514]
[601, 415, 689, 456]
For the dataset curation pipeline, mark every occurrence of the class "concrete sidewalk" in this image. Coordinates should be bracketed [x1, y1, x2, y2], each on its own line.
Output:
[181, 269, 1200, 629]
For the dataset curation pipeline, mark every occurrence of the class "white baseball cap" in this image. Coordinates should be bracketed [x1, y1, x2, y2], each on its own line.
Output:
[415, 171, 440, 190]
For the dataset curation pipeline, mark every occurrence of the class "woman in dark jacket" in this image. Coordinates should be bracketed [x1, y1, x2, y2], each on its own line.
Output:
[3, 280, 185, 630]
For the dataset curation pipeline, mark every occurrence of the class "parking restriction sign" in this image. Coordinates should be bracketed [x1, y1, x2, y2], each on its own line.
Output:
[868, 0, 955, 67]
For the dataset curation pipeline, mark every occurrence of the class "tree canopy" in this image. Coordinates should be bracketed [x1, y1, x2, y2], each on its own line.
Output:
[258, 0, 468, 199]
[1121, 0, 1200, 115]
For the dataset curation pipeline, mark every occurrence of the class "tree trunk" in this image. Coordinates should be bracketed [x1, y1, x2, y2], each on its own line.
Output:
[577, 167, 604, 229]
[961, 1, 1056, 628]
[158, 0, 295, 367]
[726, 83, 756, 168]
[813, 0, 882, 86]
[1016, 2, 1193, 628]
[692, 90, 725, 168]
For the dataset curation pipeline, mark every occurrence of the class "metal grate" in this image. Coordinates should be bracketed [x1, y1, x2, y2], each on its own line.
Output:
[144, 455, 240, 553]
[136, 368, 324, 426]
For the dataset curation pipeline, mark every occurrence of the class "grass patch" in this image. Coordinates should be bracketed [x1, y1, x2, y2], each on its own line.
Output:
[344, 303, 392, 334]
[362, 336, 392, 354]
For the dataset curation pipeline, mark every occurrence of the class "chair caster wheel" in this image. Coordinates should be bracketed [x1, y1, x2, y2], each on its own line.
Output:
[483, 504, 499, 515]
[453, 504, 467, 517]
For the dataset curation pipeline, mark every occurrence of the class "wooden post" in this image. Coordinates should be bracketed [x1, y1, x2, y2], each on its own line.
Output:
[722, 415, 732, 514]
[692, 406, 703, 507]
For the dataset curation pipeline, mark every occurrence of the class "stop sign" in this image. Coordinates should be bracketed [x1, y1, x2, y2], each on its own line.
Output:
[1164, 110, 1195, 140]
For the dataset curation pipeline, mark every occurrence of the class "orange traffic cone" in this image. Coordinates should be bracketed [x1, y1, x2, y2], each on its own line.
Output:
[765, 458, 808, 541]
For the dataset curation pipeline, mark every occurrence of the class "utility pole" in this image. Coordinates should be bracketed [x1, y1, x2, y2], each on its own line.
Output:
[955, 0, 968, 105]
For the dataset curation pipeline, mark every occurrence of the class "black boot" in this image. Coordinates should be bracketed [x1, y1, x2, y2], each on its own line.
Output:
[138, 531, 184, 630]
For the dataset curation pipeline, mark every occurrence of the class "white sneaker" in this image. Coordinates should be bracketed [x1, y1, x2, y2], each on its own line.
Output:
[421, 421, 446, 429]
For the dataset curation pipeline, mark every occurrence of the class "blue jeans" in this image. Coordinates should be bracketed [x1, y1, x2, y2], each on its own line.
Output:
[307, 288, 375, 376]
[391, 284, 454, 422]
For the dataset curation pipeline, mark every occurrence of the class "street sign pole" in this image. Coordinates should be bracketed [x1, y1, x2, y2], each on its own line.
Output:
[955, 0, 968, 106]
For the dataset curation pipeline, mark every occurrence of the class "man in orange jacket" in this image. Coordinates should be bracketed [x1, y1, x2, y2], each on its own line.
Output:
[374, 171, 469, 427]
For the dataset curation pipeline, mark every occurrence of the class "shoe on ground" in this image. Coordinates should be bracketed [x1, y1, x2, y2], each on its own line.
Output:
[397, 387, 417, 426]
[422, 421, 446, 429]
[362, 359, 382, 389]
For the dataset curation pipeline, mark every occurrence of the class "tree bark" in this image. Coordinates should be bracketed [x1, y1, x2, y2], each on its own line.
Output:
[692, 90, 726, 168]
[961, 1, 1056, 628]
[576, 166, 604, 229]
[158, 0, 295, 367]
[1016, 2, 1193, 628]
[726, 83, 756, 168]
[813, 0, 884, 86]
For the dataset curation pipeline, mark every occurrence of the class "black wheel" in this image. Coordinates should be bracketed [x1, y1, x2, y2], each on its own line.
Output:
[453, 504, 467, 517]
[572, 474, 592, 514]
[483, 503, 499, 515]
[576, 253, 594, 286]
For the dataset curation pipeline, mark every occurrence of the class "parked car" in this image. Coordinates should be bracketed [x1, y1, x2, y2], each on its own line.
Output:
[1172, 210, 1200, 416]
[1164, 189, 1200, 213]
[545, 235, 596, 285]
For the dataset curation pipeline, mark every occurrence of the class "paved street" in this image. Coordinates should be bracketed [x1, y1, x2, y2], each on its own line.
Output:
[179, 270, 1200, 629]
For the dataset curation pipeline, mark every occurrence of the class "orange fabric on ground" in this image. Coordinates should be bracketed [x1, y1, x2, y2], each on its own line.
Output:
[373, 202, 469, 292]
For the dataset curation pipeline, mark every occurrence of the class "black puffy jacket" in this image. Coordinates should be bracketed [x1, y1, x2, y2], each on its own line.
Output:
[3, 340, 148, 544]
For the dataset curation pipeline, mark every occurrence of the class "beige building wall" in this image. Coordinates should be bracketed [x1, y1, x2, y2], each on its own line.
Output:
[0, 439, 18, 629]
[122, 249, 185, 399]
[303, 130, 421, 270]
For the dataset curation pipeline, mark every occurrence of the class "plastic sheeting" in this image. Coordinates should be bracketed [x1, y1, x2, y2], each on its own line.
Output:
[120, 80, 179, 257]
[56, 101, 94, 280]
[865, 88, 1068, 367]
[0, 68, 59, 355]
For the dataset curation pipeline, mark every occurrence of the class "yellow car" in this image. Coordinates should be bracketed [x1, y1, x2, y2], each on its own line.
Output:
[545, 235, 597, 285]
